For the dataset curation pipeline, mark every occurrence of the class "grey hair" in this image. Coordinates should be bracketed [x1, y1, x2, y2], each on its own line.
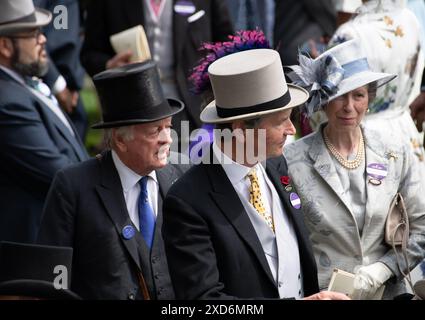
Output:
[104, 125, 134, 149]
[367, 82, 377, 103]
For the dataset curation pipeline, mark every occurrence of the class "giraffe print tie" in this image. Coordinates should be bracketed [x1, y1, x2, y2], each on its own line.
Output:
[247, 169, 275, 232]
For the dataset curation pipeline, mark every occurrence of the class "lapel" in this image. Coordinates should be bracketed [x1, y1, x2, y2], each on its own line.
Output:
[265, 158, 309, 251]
[362, 127, 391, 240]
[308, 130, 353, 214]
[0, 68, 88, 161]
[205, 152, 276, 286]
[28, 87, 88, 161]
[95, 151, 149, 271]
[153, 164, 180, 245]
[123, 0, 145, 27]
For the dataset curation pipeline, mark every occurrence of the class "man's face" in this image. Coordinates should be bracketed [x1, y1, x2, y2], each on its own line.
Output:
[259, 108, 296, 158]
[9, 27, 48, 77]
[116, 117, 173, 176]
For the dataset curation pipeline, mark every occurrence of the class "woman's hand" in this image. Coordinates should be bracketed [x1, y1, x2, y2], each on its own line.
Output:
[352, 262, 393, 299]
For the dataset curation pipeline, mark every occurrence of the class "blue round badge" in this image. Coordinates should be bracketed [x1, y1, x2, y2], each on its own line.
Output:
[122, 225, 135, 240]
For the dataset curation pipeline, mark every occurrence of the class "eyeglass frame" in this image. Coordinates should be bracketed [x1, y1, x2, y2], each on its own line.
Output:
[6, 28, 44, 43]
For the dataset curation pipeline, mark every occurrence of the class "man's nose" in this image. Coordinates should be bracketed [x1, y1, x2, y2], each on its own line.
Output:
[158, 127, 172, 144]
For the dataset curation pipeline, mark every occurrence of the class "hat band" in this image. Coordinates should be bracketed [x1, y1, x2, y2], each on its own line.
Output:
[321, 57, 370, 98]
[102, 100, 173, 123]
[0, 12, 37, 26]
[216, 90, 291, 118]
[342, 58, 369, 78]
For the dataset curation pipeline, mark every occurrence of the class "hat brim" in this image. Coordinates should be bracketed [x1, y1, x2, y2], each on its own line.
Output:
[324, 71, 396, 105]
[0, 9, 52, 36]
[200, 84, 309, 124]
[0, 279, 81, 300]
[91, 98, 185, 129]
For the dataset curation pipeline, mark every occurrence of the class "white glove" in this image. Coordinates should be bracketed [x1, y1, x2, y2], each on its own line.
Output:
[352, 262, 393, 300]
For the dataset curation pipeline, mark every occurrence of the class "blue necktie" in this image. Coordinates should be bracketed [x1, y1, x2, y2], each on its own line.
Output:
[138, 176, 156, 249]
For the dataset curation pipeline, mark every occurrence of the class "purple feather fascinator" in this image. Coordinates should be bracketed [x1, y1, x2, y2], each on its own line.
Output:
[189, 29, 270, 95]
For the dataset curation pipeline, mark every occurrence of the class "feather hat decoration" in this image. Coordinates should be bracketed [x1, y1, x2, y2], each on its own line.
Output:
[189, 29, 270, 95]
[287, 39, 396, 117]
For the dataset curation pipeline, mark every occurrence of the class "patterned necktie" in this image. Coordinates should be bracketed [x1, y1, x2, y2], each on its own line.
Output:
[138, 176, 156, 249]
[25, 77, 59, 105]
[247, 168, 275, 232]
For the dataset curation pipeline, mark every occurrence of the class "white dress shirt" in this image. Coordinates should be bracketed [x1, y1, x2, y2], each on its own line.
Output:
[112, 151, 158, 230]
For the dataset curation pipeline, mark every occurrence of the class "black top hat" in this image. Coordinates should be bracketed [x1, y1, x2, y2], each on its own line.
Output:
[0, 241, 81, 300]
[91, 61, 184, 129]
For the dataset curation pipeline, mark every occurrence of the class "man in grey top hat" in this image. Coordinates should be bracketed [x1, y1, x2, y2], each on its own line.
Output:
[162, 48, 349, 300]
[38, 61, 190, 300]
[0, 0, 88, 244]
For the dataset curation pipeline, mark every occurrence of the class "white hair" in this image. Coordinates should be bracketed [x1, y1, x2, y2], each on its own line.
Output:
[104, 125, 134, 150]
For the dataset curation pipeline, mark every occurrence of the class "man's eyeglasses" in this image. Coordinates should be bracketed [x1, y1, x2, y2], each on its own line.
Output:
[8, 28, 43, 43]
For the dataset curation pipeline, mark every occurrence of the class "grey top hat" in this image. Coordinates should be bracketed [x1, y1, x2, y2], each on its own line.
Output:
[0, 0, 52, 36]
[200, 49, 309, 124]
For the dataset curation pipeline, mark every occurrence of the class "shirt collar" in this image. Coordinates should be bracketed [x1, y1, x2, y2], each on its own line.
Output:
[112, 150, 157, 192]
[0, 65, 25, 84]
[212, 142, 261, 185]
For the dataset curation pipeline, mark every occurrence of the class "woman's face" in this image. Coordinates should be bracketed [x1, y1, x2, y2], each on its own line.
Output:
[324, 85, 369, 131]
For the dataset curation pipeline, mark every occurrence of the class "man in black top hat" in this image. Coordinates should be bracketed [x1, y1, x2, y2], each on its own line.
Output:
[37, 61, 190, 300]
[0, 241, 80, 300]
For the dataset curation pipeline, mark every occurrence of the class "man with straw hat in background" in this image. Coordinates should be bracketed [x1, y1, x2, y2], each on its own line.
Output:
[162, 48, 349, 300]
[0, 0, 88, 244]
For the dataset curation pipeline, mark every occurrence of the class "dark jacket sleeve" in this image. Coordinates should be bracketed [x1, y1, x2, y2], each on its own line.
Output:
[80, 0, 114, 77]
[35, 0, 85, 90]
[211, 0, 234, 42]
[163, 193, 237, 300]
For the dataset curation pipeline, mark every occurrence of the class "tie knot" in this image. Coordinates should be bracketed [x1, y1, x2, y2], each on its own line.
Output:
[247, 168, 259, 181]
[25, 76, 40, 89]
[139, 176, 149, 191]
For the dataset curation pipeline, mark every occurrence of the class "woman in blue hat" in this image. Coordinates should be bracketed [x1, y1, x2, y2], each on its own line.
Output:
[284, 39, 425, 299]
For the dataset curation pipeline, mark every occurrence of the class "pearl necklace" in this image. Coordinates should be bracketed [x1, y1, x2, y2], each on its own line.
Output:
[323, 130, 365, 170]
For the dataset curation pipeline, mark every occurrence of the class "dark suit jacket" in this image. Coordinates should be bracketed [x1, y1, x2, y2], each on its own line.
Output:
[0, 69, 88, 243]
[80, 0, 233, 130]
[162, 153, 319, 299]
[273, 0, 336, 65]
[37, 151, 189, 300]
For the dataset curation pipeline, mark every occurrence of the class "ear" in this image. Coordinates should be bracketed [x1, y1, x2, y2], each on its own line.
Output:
[231, 120, 247, 144]
[231, 120, 246, 131]
[0, 37, 14, 59]
[112, 129, 128, 153]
